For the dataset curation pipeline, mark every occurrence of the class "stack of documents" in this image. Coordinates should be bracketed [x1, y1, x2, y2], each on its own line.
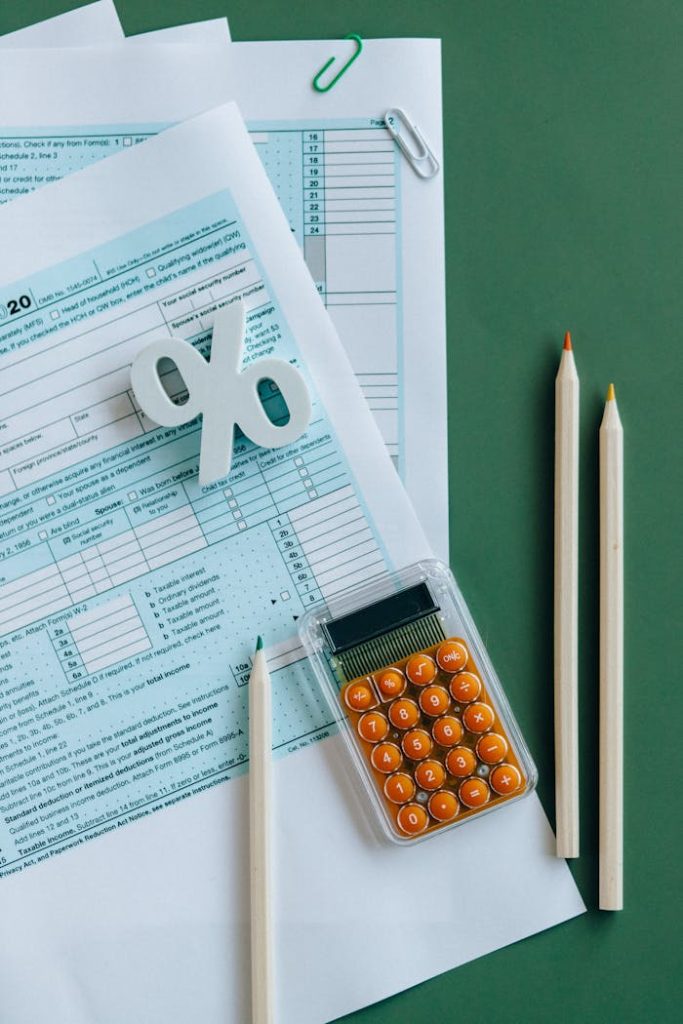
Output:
[0, 4, 584, 1023]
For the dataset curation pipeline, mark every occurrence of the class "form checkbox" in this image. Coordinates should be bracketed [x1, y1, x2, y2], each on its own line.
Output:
[146, 267, 156, 278]
[123, 137, 133, 147]
[280, 590, 291, 601]
[223, 487, 233, 498]
[50, 309, 60, 321]
[233, 510, 242, 519]
[299, 468, 308, 477]
[228, 499, 237, 509]
[46, 495, 56, 506]
[294, 457, 304, 466]
[304, 478, 313, 488]
[38, 530, 48, 540]
[237, 521, 247, 530]
[128, 491, 138, 501]
[308, 490, 318, 499]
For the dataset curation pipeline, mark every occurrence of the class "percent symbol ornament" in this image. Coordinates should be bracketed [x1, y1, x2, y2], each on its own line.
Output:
[131, 301, 312, 485]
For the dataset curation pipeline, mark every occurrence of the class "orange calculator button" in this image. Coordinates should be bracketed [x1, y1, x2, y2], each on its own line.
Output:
[490, 763, 522, 795]
[388, 698, 420, 730]
[405, 653, 437, 686]
[357, 711, 389, 744]
[431, 715, 463, 747]
[375, 667, 406, 699]
[462, 702, 495, 734]
[449, 672, 482, 704]
[414, 759, 446, 791]
[476, 732, 508, 764]
[384, 772, 416, 804]
[435, 639, 468, 674]
[418, 685, 450, 718]
[459, 777, 491, 808]
[396, 803, 429, 836]
[402, 729, 433, 761]
[370, 742, 402, 774]
[428, 790, 459, 822]
[344, 681, 376, 712]
[445, 746, 477, 777]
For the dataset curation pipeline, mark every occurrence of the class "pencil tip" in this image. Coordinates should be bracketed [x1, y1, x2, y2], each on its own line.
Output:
[606, 383, 615, 402]
[255, 635, 263, 652]
[563, 331, 572, 351]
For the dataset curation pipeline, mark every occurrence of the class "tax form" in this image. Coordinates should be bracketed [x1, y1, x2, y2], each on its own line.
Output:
[0, 0, 123, 46]
[0, 104, 583, 1024]
[225, 39, 448, 560]
[0, 37, 447, 557]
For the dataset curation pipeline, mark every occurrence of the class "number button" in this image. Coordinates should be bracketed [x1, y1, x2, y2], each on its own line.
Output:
[388, 698, 420, 730]
[401, 729, 433, 761]
[432, 715, 463, 747]
[370, 742, 402, 774]
[414, 759, 446, 791]
[396, 803, 429, 836]
[384, 772, 416, 804]
[418, 685, 450, 717]
[445, 747, 477, 778]
[357, 711, 389, 743]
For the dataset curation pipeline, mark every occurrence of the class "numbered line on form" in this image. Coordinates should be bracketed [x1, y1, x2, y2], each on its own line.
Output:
[289, 485, 384, 599]
[56, 594, 151, 676]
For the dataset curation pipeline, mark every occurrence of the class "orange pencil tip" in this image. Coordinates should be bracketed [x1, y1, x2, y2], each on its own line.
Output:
[606, 383, 615, 402]
[563, 331, 572, 351]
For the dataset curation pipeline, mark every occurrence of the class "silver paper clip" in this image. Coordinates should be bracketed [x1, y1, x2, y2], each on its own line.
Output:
[384, 108, 440, 180]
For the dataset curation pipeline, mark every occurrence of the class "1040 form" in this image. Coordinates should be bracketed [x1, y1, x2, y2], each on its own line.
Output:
[0, 105, 429, 877]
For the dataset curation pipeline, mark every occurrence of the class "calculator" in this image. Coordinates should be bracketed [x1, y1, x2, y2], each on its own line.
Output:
[300, 561, 536, 844]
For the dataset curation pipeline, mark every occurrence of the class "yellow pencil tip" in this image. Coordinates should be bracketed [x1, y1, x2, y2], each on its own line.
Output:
[563, 331, 572, 351]
[606, 383, 615, 402]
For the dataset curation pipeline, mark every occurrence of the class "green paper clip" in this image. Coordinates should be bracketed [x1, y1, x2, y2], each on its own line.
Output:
[313, 33, 363, 93]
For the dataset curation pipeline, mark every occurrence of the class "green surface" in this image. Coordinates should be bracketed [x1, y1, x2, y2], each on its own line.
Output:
[1, 1, 680, 1020]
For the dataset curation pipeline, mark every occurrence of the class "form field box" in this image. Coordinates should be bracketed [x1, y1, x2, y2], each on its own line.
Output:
[0, 417, 76, 474]
[72, 393, 135, 435]
[11, 415, 143, 488]
[67, 594, 151, 673]
[325, 234, 396, 294]
[328, 305, 396, 375]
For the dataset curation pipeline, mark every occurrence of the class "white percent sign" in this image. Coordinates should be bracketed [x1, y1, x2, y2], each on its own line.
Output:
[131, 301, 311, 485]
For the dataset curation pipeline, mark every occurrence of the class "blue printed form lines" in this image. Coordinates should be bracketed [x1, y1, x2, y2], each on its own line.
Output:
[0, 189, 387, 877]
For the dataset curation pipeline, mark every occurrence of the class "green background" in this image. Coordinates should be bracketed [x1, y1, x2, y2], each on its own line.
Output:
[1, 1, 680, 1020]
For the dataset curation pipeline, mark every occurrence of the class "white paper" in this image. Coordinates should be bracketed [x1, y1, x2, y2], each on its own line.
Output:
[221, 39, 448, 560]
[128, 18, 231, 44]
[0, 103, 583, 1024]
[0, 44, 236, 126]
[0, 38, 448, 558]
[0, 0, 123, 47]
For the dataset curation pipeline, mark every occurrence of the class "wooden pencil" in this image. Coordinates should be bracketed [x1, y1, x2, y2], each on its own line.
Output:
[554, 332, 580, 858]
[249, 636, 275, 1021]
[599, 384, 624, 910]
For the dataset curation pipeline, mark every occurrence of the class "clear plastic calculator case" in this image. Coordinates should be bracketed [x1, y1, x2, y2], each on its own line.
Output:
[299, 559, 537, 844]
